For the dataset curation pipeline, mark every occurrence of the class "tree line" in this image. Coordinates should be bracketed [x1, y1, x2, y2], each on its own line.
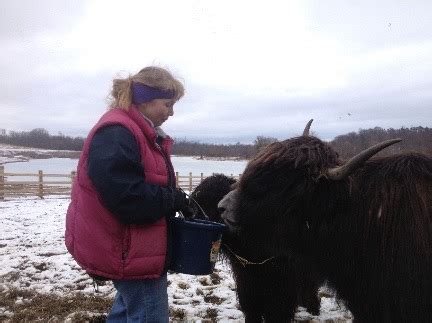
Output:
[331, 126, 432, 159]
[0, 128, 84, 151]
[172, 136, 277, 159]
[0, 126, 431, 159]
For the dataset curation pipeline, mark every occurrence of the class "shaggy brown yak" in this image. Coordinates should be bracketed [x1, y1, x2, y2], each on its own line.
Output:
[218, 120, 432, 322]
[190, 174, 322, 321]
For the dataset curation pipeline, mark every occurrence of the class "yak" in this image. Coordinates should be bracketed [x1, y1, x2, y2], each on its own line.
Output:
[189, 174, 237, 223]
[218, 120, 432, 322]
[189, 174, 322, 322]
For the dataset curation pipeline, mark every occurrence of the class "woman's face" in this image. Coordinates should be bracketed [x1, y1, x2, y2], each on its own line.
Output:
[138, 99, 175, 127]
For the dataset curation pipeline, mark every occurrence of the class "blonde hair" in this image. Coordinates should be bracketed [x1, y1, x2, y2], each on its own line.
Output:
[109, 66, 185, 110]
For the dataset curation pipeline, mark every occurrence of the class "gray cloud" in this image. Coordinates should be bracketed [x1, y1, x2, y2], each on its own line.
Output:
[1, 0, 431, 144]
[0, 0, 86, 40]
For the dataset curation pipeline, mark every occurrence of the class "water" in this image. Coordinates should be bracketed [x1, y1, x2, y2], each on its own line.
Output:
[5, 158, 78, 175]
[171, 156, 246, 176]
[4, 156, 248, 177]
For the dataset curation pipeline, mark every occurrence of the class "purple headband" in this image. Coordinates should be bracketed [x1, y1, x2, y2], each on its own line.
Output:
[132, 82, 175, 104]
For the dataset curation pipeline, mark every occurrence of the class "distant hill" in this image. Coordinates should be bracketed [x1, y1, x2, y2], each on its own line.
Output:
[1, 126, 431, 160]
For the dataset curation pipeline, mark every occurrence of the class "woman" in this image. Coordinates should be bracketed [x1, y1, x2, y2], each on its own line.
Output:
[65, 66, 190, 322]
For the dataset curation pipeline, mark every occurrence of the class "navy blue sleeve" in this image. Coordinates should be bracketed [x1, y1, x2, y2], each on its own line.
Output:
[87, 125, 176, 224]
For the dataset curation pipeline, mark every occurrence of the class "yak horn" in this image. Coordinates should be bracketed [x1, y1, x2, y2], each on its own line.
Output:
[303, 119, 313, 136]
[326, 138, 402, 180]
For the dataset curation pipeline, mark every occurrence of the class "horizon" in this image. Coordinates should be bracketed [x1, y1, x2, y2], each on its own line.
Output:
[1, 122, 430, 145]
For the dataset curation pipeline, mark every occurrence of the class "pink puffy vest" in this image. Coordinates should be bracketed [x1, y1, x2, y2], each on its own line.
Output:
[65, 106, 174, 279]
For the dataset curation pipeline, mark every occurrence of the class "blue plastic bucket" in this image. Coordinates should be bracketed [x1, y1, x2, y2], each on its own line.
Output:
[169, 217, 227, 275]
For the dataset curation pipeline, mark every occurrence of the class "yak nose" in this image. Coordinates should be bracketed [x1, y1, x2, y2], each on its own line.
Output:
[218, 189, 239, 229]
[218, 189, 238, 208]
[217, 198, 227, 214]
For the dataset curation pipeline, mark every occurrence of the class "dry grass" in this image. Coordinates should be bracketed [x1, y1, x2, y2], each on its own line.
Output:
[0, 286, 111, 322]
[0, 286, 228, 322]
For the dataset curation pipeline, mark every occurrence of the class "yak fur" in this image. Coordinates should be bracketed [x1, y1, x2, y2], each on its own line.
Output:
[190, 174, 322, 322]
[219, 136, 432, 322]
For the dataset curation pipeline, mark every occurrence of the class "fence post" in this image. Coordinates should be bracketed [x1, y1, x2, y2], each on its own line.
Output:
[176, 172, 179, 188]
[0, 165, 4, 201]
[38, 170, 44, 199]
[200, 172, 204, 183]
[189, 172, 193, 192]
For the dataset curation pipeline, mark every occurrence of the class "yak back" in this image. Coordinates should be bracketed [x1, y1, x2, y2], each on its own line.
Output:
[351, 152, 432, 265]
[336, 152, 432, 320]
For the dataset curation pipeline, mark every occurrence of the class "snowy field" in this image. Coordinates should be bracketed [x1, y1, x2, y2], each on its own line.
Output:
[0, 197, 353, 321]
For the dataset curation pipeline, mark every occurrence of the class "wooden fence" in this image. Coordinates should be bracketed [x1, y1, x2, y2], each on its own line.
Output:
[0, 165, 240, 200]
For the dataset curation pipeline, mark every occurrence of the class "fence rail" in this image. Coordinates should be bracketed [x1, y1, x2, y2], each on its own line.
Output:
[0, 166, 240, 200]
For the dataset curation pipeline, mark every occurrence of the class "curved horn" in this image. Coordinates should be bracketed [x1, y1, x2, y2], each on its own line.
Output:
[303, 119, 313, 136]
[326, 138, 402, 180]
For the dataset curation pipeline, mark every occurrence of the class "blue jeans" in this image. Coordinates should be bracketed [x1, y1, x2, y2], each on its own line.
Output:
[106, 274, 169, 323]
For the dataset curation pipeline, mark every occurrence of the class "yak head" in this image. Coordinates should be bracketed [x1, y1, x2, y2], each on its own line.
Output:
[218, 120, 401, 256]
[188, 173, 237, 222]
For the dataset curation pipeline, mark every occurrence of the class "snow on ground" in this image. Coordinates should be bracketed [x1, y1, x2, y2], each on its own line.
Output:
[0, 150, 28, 164]
[0, 197, 353, 322]
[0, 144, 80, 165]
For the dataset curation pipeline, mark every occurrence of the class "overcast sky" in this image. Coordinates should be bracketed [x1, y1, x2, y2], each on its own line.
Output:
[1, 0, 431, 143]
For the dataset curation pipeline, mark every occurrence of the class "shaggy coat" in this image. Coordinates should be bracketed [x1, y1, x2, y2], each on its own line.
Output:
[224, 136, 432, 322]
[189, 174, 237, 223]
[190, 174, 321, 322]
